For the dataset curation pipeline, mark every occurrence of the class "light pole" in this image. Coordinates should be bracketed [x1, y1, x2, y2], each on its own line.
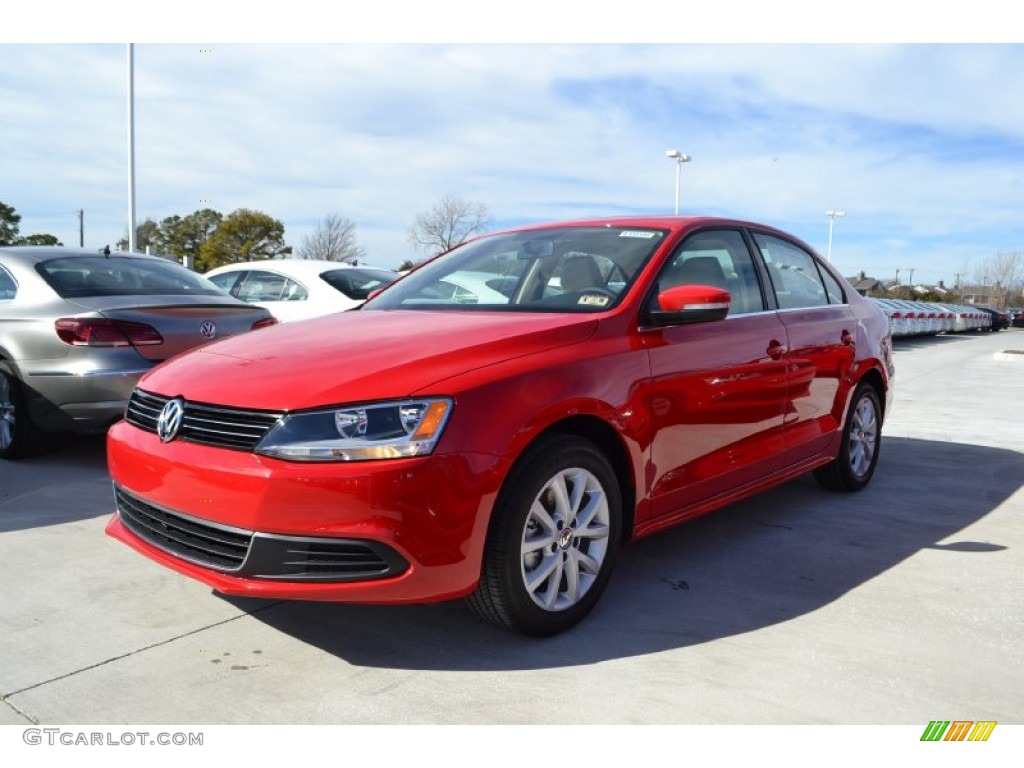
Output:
[665, 149, 691, 215]
[825, 209, 845, 262]
[127, 43, 137, 253]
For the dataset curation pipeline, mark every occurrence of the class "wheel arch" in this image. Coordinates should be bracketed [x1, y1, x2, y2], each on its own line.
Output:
[855, 365, 888, 424]
[0, 351, 24, 381]
[526, 414, 638, 543]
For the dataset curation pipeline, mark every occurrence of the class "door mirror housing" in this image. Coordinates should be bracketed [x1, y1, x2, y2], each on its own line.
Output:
[646, 284, 731, 327]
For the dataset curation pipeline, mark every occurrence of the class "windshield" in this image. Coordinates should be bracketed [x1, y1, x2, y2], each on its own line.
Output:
[38, 256, 224, 298]
[365, 226, 666, 312]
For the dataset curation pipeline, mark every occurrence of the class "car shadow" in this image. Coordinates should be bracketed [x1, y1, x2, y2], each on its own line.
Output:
[229, 436, 1023, 670]
[0, 432, 110, 532]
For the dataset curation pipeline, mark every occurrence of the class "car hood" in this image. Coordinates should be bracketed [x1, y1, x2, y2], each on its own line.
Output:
[138, 309, 599, 410]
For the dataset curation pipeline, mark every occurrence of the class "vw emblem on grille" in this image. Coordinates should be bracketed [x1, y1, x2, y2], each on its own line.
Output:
[199, 320, 217, 340]
[156, 398, 185, 443]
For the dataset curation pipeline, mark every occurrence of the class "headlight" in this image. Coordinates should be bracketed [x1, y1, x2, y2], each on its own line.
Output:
[255, 398, 453, 462]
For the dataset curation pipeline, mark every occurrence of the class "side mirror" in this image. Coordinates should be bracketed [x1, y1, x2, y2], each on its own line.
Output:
[646, 284, 731, 327]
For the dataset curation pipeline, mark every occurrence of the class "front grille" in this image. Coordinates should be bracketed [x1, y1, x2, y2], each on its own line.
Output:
[115, 487, 411, 583]
[125, 389, 283, 451]
[116, 486, 252, 571]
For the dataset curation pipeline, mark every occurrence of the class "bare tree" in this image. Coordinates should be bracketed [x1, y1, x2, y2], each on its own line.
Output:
[974, 251, 1024, 306]
[298, 213, 366, 263]
[408, 195, 491, 257]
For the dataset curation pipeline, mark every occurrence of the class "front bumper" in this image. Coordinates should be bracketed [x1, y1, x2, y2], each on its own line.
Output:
[105, 420, 507, 604]
[113, 484, 411, 580]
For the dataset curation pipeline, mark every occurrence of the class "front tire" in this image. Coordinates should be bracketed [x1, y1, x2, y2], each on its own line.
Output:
[814, 382, 882, 492]
[467, 435, 622, 637]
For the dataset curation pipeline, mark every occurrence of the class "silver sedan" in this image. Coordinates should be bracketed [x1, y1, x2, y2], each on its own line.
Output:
[0, 247, 275, 459]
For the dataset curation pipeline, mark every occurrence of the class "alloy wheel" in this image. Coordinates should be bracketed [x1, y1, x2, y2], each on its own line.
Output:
[520, 467, 611, 612]
[848, 394, 878, 480]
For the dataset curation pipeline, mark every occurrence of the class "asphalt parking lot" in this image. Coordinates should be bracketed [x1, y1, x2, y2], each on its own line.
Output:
[1, 329, 1022, 726]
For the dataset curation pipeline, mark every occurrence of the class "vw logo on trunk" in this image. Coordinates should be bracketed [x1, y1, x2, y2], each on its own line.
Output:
[199, 320, 217, 340]
[156, 398, 185, 443]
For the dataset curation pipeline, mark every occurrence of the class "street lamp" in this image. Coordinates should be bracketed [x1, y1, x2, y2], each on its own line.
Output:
[127, 43, 137, 253]
[825, 209, 845, 262]
[665, 149, 691, 215]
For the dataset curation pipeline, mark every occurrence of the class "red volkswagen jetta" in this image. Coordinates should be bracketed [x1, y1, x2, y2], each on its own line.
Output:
[107, 216, 894, 636]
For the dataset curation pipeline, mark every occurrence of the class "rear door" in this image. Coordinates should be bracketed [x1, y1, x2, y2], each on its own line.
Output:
[750, 231, 858, 465]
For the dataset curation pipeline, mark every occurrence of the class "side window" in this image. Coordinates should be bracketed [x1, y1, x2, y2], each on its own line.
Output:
[208, 272, 243, 295]
[0, 265, 16, 300]
[753, 233, 829, 310]
[236, 271, 307, 302]
[652, 229, 765, 315]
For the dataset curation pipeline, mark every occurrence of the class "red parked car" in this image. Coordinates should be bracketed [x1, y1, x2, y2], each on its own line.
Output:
[106, 216, 894, 636]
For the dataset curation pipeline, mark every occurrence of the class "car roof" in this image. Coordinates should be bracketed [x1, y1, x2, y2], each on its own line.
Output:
[487, 214, 785, 233]
[0, 246, 167, 265]
[476, 215, 816, 251]
[204, 259, 396, 278]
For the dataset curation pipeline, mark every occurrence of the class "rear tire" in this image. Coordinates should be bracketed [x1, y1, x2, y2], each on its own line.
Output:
[0, 367, 49, 460]
[467, 435, 622, 637]
[814, 382, 881, 493]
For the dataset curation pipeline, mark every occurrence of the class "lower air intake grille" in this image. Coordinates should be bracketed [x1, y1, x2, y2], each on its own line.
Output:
[115, 486, 251, 571]
[244, 537, 408, 581]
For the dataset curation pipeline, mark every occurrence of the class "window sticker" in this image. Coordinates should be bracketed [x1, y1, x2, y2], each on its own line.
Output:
[578, 293, 611, 307]
[619, 231, 658, 239]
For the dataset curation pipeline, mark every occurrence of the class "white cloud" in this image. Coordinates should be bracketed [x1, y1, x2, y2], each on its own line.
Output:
[1, 42, 1022, 284]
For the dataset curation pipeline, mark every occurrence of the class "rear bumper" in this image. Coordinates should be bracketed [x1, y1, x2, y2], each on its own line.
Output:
[23, 365, 147, 431]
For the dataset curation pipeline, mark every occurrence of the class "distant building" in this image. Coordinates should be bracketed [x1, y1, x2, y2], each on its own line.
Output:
[845, 271, 885, 296]
[963, 288, 995, 305]
[913, 280, 949, 297]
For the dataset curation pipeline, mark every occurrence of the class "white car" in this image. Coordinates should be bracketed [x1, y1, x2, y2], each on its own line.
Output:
[204, 260, 400, 322]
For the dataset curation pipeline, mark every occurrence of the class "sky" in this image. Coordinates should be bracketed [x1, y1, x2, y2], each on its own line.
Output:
[2, 5, 1022, 287]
